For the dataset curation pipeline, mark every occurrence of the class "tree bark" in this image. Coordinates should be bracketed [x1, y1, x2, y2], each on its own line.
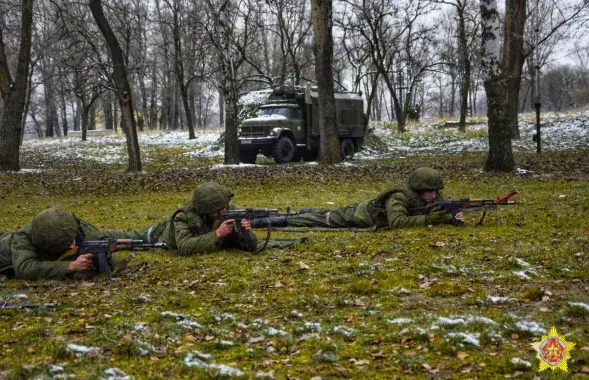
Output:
[0, 0, 34, 171]
[311, 0, 340, 163]
[481, 0, 516, 172]
[458, 6, 470, 132]
[504, 0, 527, 139]
[89, 0, 142, 172]
[103, 91, 113, 130]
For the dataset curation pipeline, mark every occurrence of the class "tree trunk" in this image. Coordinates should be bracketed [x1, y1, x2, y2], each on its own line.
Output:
[0, 0, 34, 171]
[103, 91, 113, 130]
[88, 104, 96, 130]
[44, 76, 57, 137]
[20, 63, 34, 145]
[89, 0, 142, 172]
[224, 88, 240, 164]
[74, 98, 81, 131]
[60, 86, 69, 136]
[218, 87, 224, 128]
[481, 0, 517, 172]
[311, 0, 340, 163]
[483, 77, 514, 171]
[458, 9, 470, 132]
[504, 0, 527, 139]
[81, 106, 89, 142]
[149, 60, 158, 129]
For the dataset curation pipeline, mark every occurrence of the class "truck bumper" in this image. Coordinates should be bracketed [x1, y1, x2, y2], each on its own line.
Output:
[238, 137, 276, 155]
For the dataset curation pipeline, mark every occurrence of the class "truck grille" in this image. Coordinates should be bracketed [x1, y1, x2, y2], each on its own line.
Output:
[240, 126, 267, 137]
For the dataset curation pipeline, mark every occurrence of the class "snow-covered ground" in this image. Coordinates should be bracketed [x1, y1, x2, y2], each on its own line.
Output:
[19, 111, 589, 167]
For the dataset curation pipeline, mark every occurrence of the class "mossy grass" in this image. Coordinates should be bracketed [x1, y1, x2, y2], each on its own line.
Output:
[0, 146, 587, 378]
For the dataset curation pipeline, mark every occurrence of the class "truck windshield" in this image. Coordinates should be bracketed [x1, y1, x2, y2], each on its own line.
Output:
[258, 107, 299, 119]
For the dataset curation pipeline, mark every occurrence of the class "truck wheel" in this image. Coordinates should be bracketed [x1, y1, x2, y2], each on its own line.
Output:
[340, 138, 355, 159]
[239, 151, 257, 164]
[272, 137, 295, 163]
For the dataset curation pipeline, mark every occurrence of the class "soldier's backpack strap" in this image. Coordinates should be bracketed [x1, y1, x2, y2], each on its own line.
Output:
[168, 208, 185, 248]
[370, 189, 399, 208]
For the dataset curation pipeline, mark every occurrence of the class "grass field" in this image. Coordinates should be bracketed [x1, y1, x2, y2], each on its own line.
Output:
[0, 134, 588, 379]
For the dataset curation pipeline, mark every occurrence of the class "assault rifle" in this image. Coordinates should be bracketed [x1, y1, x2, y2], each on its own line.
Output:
[408, 190, 519, 226]
[217, 208, 296, 253]
[62, 239, 167, 277]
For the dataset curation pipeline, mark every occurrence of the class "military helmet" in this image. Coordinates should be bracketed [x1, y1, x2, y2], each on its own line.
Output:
[31, 208, 79, 254]
[408, 167, 444, 192]
[191, 182, 234, 214]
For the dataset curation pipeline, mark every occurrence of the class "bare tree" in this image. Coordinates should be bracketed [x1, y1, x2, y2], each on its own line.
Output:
[89, 0, 142, 172]
[0, 0, 34, 171]
[311, 0, 339, 162]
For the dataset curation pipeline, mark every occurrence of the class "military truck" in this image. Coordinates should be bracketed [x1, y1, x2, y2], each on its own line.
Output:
[238, 86, 367, 163]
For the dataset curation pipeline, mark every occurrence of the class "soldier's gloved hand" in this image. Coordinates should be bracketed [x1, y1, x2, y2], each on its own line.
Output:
[425, 206, 451, 225]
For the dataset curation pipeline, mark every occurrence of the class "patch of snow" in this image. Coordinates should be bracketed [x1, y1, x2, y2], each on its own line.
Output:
[387, 318, 412, 325]
[137, 294, 151, 303]
[214, 313, 234, 322]
[102, 368, 132, 380]
[304, 322, 322, 332]
[445, 332, 481, 346]
[437, 317, 466, 326]
[66, 344, 100, 355]
[513, 271, 532, 280]
[9, 294, 28, 299]
[133, 323, 148, 332]
[244, 115, 288, 122]
[184, 353, 245, 377]
[487, 296, 517, 304]
[161, 311, 187, 319]
[510, 358, 532, 368]
[266, 327, 288, 337]
[332, 325, 357, 338]
[514, 321, 547, 334]
[176, 320, 203, 329]
[191, 351, 212, 360]
[255, 371, 275, 379]
[49, 365, 65, 374]
[218, 340, 235, 346]
[568, 302, 589, 311]
[464, 315, 498, 325]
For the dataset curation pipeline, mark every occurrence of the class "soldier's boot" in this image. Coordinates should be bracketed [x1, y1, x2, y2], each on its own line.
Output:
[252, 216, 288, 228]
[298, 208, 324, 214]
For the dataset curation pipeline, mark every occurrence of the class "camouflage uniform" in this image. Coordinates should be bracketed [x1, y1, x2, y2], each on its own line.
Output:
[255, 167, 453, 230]
[0, 208, 140, 279]
[140, 182, 258, 255]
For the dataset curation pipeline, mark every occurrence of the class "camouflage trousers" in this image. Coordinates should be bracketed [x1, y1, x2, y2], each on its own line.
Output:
[286, 204, 361, 228]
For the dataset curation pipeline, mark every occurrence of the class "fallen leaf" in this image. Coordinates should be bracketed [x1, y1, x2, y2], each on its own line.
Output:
[422, 363, 432, 370]
[27, 347, 36, 354]
[371, 351, 387, 360]
[185, 334, 196, 342]
[119, 332, 133, 344]
[457, 352, 468, 360]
